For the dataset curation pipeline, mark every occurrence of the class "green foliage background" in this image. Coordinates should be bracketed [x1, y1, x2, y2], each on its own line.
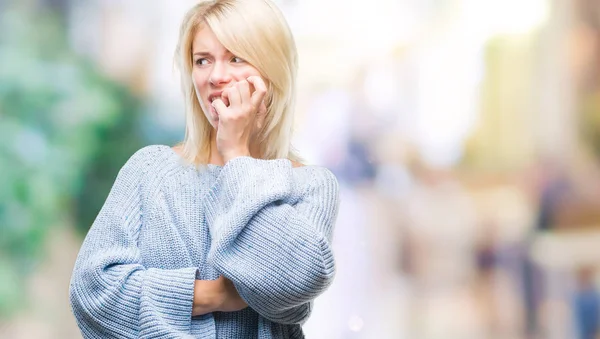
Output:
[0, 4, 145, 317]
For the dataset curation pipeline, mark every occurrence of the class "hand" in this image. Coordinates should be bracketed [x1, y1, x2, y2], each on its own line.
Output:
[214, 275, 248, 313]
[211, 76, 267, 162]
[192, 276, 247, 316]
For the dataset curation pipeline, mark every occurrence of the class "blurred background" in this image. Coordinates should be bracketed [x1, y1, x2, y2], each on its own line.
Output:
[1, 0, 600, 338]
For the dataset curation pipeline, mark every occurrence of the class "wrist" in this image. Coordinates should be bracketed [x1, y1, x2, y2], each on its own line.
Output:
[192, 279, 223, 316]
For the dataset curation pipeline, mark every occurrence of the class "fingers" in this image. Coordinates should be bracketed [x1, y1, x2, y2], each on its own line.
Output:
[256, 101, 267, 130]
[212, 98, 227, 114]
[219, 88, 231, 107]
[258, 101, 267, 115]
[215, 77, 267, 118]
[246, 76, 267, 112]
[236, 80, 252, 108]
[223, 86, 241, 108]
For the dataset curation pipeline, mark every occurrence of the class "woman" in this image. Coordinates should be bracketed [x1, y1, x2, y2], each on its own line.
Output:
[68, 0, 340, 338]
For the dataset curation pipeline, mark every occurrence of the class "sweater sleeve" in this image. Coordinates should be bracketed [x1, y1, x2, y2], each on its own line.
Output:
[69, 148, 197, 339]
[203, 156, 339, 325]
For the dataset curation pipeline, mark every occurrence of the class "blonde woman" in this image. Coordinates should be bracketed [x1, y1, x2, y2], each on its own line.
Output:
[68, 0, 340, 338]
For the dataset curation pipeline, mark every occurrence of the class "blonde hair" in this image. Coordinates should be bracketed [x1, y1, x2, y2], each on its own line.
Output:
[174, 0, 303, 165]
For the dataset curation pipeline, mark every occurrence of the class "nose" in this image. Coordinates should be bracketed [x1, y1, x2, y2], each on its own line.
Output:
[209, 62, 232, 86]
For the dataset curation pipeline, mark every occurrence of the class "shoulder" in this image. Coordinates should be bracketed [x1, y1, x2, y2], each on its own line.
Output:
[129, 144, 173, 163]
[116, 145, 178, 186]
[287, 158, 336, 183]
[295, 164, 339, 196]
[121, 145, 173, 172]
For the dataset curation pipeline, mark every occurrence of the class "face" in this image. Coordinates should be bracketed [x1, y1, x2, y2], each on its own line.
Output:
[191, 25, 263, 128]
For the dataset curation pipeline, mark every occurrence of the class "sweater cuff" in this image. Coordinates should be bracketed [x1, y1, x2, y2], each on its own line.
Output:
[141, 267, 198, 332]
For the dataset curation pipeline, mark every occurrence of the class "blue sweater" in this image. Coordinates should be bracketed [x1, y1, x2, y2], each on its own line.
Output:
[69, 145, 340, 338]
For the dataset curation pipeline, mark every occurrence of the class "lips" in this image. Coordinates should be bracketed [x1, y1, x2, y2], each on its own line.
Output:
[208, 91, 223, 103]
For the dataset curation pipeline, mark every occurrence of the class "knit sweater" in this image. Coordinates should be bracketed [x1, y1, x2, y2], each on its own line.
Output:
[69, 145, 340, 338]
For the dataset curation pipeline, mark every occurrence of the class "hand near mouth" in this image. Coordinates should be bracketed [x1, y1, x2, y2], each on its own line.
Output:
[211, 76, 268, 162]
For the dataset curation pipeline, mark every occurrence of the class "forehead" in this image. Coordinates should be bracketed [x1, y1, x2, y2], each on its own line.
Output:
[192, 24, 227, 53]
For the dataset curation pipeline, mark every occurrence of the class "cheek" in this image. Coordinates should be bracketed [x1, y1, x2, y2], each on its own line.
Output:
[235, 66, 262, 80]
[192, 71, 209, 91]
[191, 73, 209, 111]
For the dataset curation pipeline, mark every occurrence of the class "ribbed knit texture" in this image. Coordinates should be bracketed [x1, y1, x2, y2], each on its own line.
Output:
[69, 145, 340, 338]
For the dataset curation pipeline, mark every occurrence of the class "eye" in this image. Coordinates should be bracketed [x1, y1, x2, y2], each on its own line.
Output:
[231, 56, 245, 63]
[195, 58, 209, 66]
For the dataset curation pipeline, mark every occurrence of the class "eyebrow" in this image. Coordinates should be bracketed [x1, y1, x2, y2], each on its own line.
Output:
[192, 50, 233, 57]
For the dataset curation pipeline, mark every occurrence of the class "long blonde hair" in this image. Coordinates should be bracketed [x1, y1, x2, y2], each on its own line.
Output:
[174, 0, 303, 165]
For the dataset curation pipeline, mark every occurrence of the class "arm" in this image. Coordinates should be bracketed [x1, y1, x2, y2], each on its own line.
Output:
[203, 156, 339, 325]
[69, 149, 199, 338]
